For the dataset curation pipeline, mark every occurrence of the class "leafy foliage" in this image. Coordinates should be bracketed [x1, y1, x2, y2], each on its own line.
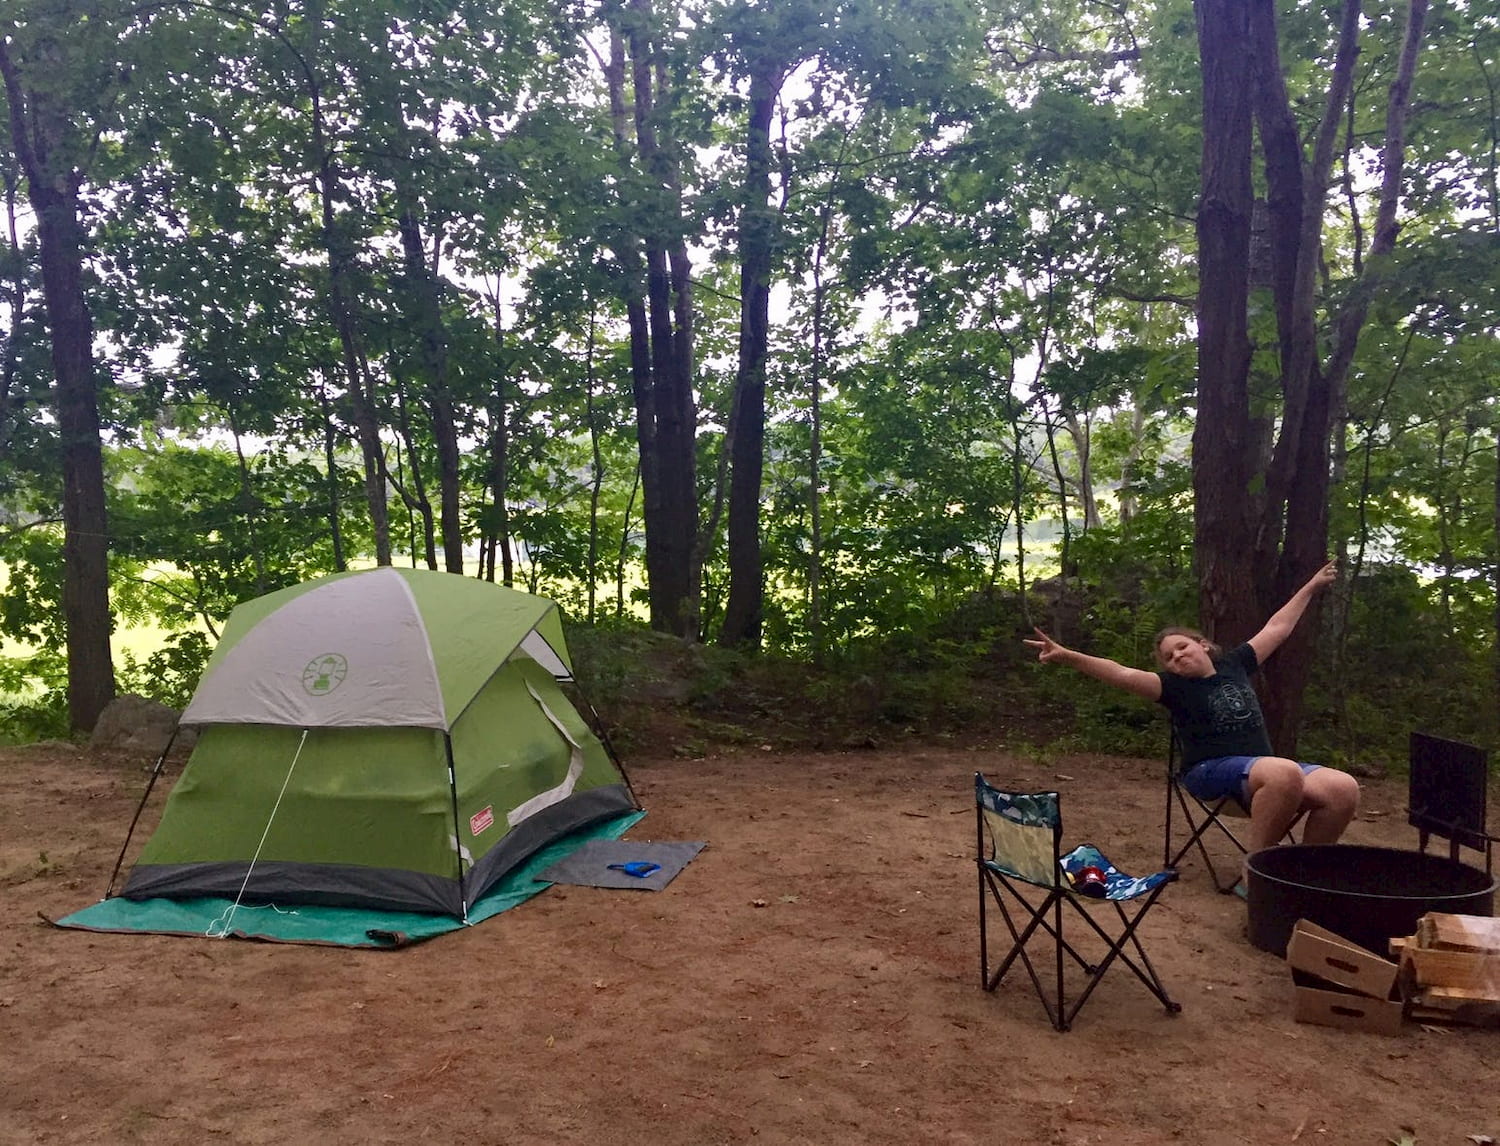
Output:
[0, 0, 1494, 765]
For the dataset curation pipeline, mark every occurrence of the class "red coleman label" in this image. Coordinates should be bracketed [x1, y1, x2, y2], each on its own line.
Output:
[469, 806, 495, 835]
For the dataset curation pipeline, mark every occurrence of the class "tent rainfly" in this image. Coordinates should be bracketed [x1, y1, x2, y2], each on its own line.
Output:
[114, 568, 638, 919]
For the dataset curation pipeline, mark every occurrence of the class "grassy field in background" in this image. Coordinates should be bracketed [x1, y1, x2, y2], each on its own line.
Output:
[0, 558, 186, 704]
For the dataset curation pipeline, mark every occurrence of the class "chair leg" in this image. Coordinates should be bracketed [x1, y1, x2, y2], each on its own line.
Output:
[1167, 784, 1248, 894]
[983, 881, 1062, 1028]
[1053, 891, 1066, 1031]
[979, 869, 1093, 1031]
[1103, 898, 1178, 1011]
[983, 877, 1094, 987]
[1118, 918, 1177, 1012]
[978, 860, 987, 989]
[1169, 778, 1309, 893]
[1060, 885, 1181, 1027]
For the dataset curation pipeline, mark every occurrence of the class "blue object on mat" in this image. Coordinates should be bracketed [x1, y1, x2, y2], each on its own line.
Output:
[537, 839, 705, 891]
[608, 861, 662, 878]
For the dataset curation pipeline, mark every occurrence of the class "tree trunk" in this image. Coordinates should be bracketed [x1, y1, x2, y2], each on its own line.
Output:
[302, 66, 390, 567]
[720, 58, 782, 648]
[604, 17, 663, 626]
[1494, 415, 1500, 738]
[618, 463, 641, 620]
[37, 183, 114, 732]
[806, 194, 834, 664]
[314, 375, 348, 571]
[1192, 0, 1262, 646]
[1255, 0, 1426, 752]
[396, 202, 465, 575]
[1006, 380, 1030, 614]
[1043, 408, 1073, 574]
[1118, 400, 1146, 525]
[1062, 411, 1100, 531]
[1246, 0, 1359, 750]
[624, 0, 699, 637]
[391, 376, 438, 568]
[0, 167, 26, 462]
[321, 242, 390, 565]
[486, 294, 513, 586]
[227, 409, 266, 597]
[580, 308, 602, 622]
[0, 40, 114, 733]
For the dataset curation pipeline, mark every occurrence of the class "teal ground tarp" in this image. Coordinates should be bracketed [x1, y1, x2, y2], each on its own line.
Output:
[53, 811, 645, 948]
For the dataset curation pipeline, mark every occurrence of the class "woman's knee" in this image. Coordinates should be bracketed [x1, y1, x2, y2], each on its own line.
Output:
[1306, 768, 1360, 815]
[1248, 756, 1306, 796]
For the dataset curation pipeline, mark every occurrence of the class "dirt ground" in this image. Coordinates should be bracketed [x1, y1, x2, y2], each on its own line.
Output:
[1, 738, 1497, 1146]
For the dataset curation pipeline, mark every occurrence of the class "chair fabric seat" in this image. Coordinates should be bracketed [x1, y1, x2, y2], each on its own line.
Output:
[982, 845, 1174, 901]
[1059, 845, 1175, 901]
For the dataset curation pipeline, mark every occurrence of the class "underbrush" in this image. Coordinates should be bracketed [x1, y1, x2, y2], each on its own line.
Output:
[0, 653, 68, 744]
[0, 633, 210, 744]
[566, 618, 1150, 758]
[7, 599, 1493, 772]
[568, 616, 1493, 770]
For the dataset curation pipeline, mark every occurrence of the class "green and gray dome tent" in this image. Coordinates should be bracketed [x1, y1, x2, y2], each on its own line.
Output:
[115, 568, 638, 920]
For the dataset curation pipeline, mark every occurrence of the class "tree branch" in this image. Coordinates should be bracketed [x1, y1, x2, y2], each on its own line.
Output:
[1100, 286, 1194, 307]
[989, 45, 1139, 72]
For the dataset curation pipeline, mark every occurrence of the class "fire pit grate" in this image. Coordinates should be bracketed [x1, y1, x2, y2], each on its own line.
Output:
[1409, 732, 1495, 875]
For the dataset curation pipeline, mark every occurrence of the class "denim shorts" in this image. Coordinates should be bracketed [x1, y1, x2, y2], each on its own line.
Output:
[1182, 755, 1319, 808]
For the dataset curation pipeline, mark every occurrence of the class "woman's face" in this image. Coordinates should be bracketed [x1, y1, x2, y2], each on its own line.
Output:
[1157, 634, 1215, 678]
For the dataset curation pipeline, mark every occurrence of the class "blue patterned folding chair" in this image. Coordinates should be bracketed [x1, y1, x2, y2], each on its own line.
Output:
[976, 772, 1181, 1031]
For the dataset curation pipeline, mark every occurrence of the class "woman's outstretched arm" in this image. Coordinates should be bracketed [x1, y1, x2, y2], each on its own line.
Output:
[1247, 560, 1337, 664]
[1024, 628, 1163, 701]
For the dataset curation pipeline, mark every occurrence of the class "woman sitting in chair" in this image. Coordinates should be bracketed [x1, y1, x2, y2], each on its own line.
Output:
[1024, 561, 1360, 866]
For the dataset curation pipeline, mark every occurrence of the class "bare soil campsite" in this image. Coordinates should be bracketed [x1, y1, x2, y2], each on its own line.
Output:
[1, 739, 1495, 1145]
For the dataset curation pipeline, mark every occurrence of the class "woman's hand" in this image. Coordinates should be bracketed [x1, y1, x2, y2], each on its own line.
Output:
[1250, 560, 1339, 663]
[1023, 628, 1162, 699]
[1023, 627, 1070, 665]
[1305, 560, 1337, 594]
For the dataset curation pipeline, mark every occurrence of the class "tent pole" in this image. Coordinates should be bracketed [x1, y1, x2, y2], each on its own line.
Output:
[105, 727, 180, 899]
[579, 696, 640, 809]
[444, 734, 469, 923]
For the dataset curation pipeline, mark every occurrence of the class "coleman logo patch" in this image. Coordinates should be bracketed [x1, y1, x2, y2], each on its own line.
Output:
[301, 653, 348, 696]
[469, 806, 495, 835]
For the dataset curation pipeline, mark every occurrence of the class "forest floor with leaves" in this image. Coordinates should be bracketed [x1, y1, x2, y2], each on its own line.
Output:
[1, 733, 1496, 1146]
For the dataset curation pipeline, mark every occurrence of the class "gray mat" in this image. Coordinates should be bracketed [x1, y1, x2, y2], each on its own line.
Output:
[535, 839, 706, 891]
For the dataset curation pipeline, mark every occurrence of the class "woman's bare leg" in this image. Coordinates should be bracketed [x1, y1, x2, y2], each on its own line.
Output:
[1244, 757, 1307, 852]
[1298, 767, 1361, 844]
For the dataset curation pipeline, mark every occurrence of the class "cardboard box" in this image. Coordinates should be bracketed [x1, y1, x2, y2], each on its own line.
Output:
[1286, 919, 1403, 1035]
[1287, 919, 1399, 1000]
[1291, 979, 1405, 1036]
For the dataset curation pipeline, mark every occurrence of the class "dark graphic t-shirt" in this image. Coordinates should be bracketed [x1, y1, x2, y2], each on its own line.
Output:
[1156, 643, 1274, 770]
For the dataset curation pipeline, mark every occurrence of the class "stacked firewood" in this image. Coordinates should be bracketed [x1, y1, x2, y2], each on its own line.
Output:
[1391, 913, 1500, 1027]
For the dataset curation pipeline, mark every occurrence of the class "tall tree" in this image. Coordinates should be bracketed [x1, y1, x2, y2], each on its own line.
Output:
[715, 0, 985, 646]
[601, 0, 701, 636]
[718, 11, 792, 648]
[1191, 0, 1261, 651]
[1193, 0, 1429, 750]
[0, 5, 122, 731]
[395, 193, 464, 574]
